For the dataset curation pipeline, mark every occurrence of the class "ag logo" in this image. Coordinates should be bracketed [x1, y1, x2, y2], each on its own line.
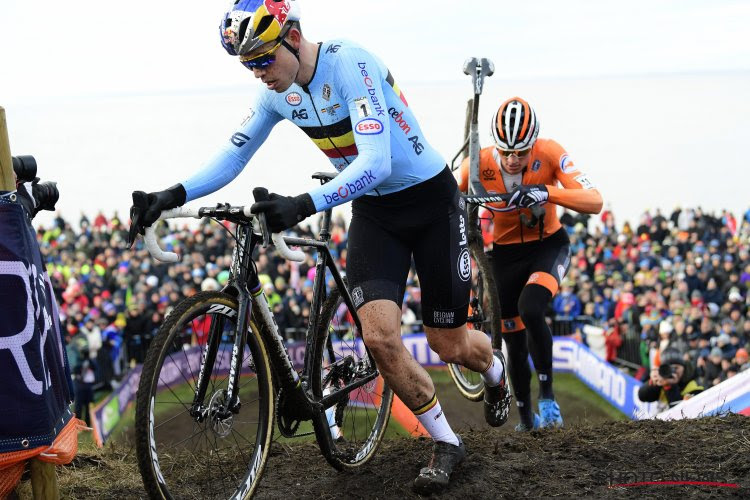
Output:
[326, 44, 341, 54]
[292, 109, 309, 120]
[231, 132, 251, 147]
[352, 286, 364, 307]
[532, 159, 542, 172]
[457, 248, 471, 282]
[286, 92, 302, 106]
[355, 118, 383, 135]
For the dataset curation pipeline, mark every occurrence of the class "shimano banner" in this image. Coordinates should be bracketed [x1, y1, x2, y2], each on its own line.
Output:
[552, 337, 658, 419]
[0, 201, 74, 452]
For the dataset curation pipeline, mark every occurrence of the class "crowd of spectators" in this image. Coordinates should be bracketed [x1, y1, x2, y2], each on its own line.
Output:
[543, 206, 750, 390]
[37, 205, 750, 419]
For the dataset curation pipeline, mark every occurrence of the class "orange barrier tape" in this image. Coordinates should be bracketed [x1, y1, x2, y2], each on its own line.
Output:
[0, 418, 88, 496]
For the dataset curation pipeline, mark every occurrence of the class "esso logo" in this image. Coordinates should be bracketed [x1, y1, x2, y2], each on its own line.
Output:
[355, 118, 383, 135]
[286, 92, 302, 106]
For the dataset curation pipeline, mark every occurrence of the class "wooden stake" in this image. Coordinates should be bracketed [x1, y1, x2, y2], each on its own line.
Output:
[0, 107, 16, 190]
[30, 459, 59, 500]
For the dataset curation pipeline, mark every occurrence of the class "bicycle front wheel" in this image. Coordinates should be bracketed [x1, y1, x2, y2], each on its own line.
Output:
[448, 242, 499, 401]
[311, 287, 394, 470]
[135, 291, 275, 500]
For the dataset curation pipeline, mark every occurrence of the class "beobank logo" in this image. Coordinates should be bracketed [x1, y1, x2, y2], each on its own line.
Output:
[323, 170, 377, 204]
[355, 118, 383, 135]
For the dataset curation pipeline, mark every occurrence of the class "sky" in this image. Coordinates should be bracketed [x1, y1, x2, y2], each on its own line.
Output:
[1, 0, 749, 227]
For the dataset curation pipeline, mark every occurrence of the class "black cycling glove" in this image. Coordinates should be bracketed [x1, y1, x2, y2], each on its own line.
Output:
[251, 188, 316, 233]
[127, 184, 186, 247]
[508, 184, 549, 208]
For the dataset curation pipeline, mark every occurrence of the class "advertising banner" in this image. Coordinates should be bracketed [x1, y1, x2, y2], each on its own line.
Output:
[0, 201, 74, 452]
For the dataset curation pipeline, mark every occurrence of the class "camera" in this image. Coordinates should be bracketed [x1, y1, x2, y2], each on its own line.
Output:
[12, 155, 38, 183]
[658, 363, 674, 379]
[12, 154, 60, 216]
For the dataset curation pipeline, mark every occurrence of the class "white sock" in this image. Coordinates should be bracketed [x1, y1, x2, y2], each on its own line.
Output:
[414, 396, 459, 446]
[323, 388, 341, 439]
[480, 354, 504, 387]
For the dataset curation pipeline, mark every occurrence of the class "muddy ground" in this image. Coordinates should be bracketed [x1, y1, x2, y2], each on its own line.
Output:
[43, 370, 749, 499]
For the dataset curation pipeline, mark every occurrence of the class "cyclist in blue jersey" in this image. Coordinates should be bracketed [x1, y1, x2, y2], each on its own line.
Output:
[128, 1, 511, 492]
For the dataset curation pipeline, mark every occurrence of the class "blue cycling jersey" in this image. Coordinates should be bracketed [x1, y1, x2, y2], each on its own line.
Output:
[181, 39, 445, 212]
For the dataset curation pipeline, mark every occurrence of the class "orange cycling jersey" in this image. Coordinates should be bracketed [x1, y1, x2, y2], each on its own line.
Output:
[456, 138, 602, 245]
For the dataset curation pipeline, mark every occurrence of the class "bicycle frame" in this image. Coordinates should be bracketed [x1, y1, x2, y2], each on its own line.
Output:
[184, 200, 378, 456]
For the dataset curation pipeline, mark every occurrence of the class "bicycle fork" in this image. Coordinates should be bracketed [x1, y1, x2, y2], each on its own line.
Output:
[189, 293, 251, 421]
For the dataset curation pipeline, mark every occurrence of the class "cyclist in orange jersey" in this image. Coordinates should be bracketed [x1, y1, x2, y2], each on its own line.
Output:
[455, 96, 602, 430]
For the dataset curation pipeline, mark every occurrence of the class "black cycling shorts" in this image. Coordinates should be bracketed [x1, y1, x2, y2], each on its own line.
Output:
[346, 166, 470, 329]
[490, 227, 571, 321]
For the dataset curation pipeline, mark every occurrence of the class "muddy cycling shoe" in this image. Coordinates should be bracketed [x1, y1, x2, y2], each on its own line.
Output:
[538, 399, 563, 428]
[413, 436, 466, 494]
[514, 413, 541, 432]
[483, 350, 512, 427]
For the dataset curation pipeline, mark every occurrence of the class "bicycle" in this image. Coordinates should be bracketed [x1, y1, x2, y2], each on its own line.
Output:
[445, 57, 545, 402]
[445, 191, 545, 401]
[134, 172, 393, 499]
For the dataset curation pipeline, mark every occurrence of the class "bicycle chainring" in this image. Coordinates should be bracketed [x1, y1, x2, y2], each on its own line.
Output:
[276, 388, 314, 438]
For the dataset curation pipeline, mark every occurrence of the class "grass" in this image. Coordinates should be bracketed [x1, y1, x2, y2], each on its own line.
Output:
[541, 372, 628, 421]
[99, 367, 625, 450]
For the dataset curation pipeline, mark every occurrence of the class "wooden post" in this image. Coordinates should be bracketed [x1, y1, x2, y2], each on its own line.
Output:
[30, 459, 60, 500]
[0, 106, 16, 190]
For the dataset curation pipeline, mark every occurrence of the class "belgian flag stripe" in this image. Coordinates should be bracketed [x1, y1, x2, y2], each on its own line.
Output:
[308, 131, 355, 150]
[299, 116, 352, 140]
[320, 143, 359, 159]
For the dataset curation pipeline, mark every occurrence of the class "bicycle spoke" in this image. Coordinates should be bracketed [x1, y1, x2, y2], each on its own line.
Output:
[137, 293, 272, 499]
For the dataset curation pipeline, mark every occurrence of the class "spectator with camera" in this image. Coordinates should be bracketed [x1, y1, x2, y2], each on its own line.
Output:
[638, 348, 704, 407]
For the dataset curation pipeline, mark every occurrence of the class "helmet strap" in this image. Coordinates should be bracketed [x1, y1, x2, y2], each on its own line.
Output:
[281, 39, 300, 62]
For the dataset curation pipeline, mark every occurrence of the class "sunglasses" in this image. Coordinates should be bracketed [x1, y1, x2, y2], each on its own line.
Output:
[497, 147, 532, 158]
[240, 40, 283, 69]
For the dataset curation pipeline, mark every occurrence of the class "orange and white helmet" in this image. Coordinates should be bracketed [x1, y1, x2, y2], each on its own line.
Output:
[490, 97, 539, 151]
[220, 0, 301, 56]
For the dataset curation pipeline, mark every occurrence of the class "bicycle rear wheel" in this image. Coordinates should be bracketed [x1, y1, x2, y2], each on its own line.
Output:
[447, 242, 499, 401]
[310, 287, 393, 470]
[135, 291, 274, 499]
